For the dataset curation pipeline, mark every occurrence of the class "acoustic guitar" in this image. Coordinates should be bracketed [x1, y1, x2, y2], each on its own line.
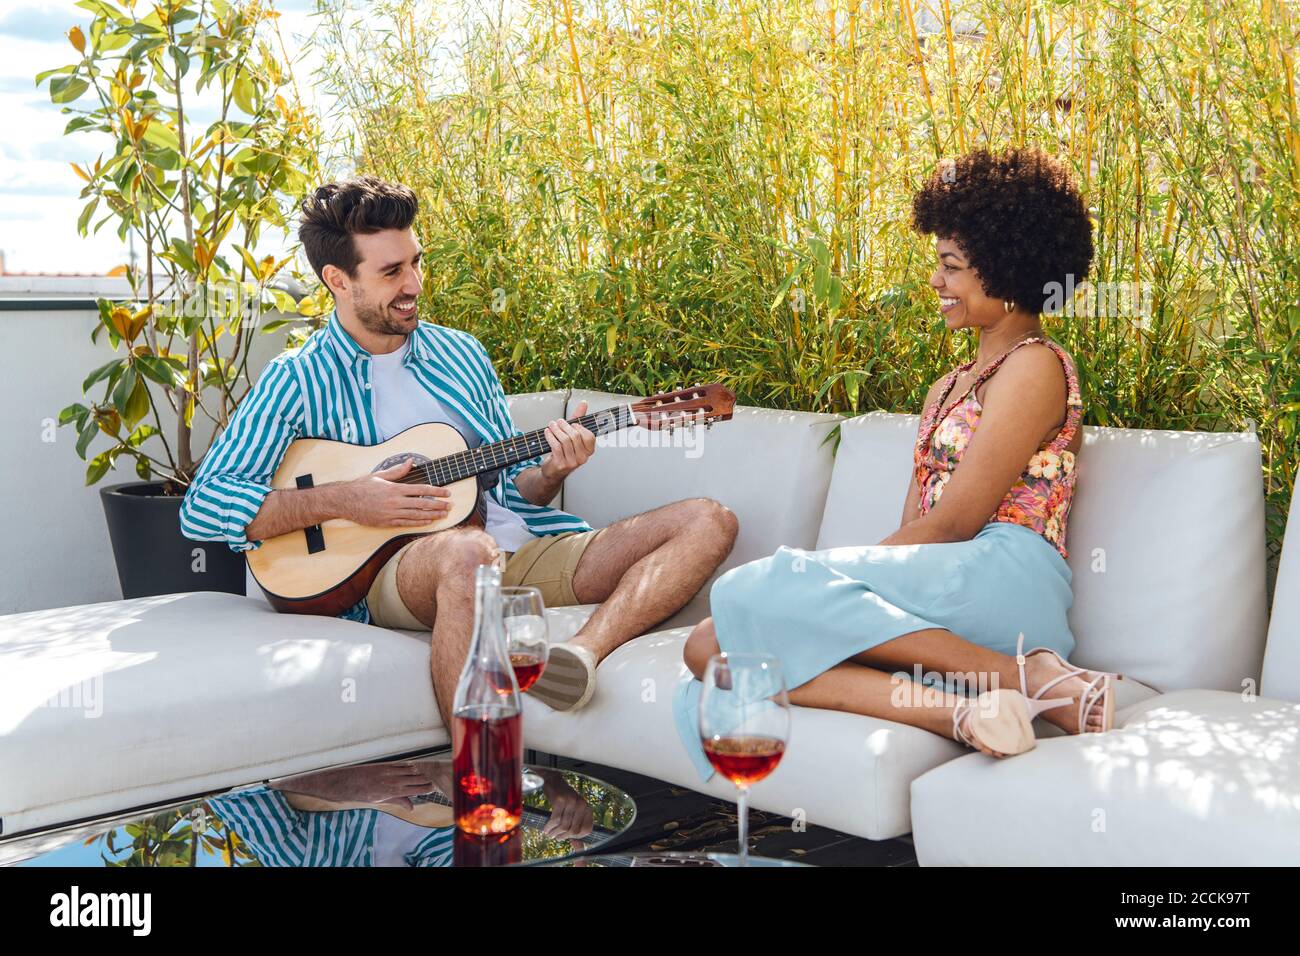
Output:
[246, 383, 735, 616]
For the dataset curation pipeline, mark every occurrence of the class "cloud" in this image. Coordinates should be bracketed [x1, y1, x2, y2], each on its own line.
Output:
[0, 4, 83, 44]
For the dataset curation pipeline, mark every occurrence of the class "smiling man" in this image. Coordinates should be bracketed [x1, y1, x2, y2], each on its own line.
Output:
[180, 176, 737, 726]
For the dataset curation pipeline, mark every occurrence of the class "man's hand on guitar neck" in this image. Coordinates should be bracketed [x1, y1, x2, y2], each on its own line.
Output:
[244, 458, 451, 544]
[514, 400, 598, 507]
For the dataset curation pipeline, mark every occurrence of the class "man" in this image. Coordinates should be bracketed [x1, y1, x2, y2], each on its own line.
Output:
[180, 176, 738, 728]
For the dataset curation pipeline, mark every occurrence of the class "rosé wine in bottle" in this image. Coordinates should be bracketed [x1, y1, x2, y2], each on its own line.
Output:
[452, 564, 524, 837]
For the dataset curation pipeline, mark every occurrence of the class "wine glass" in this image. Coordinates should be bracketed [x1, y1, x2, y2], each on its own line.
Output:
[501, 586, 549, 795]
[698, 653, 790, 866]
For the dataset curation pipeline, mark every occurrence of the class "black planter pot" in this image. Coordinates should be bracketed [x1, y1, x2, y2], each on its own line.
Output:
[100, 481, 246, 599]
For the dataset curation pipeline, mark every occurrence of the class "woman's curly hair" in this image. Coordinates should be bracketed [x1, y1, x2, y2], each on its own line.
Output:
[911, 147, 1094, 314]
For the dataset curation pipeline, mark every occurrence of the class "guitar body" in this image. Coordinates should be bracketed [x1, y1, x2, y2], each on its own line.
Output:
[243, 384, 735, 618]
[246, 422, 485, 616]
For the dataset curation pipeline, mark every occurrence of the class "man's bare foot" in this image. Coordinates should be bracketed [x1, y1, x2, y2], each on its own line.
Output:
[1020, 652, 1107, 735]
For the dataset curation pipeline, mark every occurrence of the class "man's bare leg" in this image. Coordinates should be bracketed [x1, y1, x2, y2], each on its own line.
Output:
[394, 527, 501, 729]
[568, 497, 738, 661]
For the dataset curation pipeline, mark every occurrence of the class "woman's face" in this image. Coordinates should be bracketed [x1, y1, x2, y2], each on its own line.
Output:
[929, 237, 1005, 330]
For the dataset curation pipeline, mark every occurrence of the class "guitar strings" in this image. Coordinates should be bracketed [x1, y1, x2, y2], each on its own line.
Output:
[388, 404, 709, 488]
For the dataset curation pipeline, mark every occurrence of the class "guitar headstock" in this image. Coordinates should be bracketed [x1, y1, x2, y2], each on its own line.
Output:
[630, 383, 736, 431]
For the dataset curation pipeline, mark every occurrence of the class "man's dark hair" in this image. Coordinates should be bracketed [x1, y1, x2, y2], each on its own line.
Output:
[298, 176, 419, 283]
[911, 147, 1094, 313]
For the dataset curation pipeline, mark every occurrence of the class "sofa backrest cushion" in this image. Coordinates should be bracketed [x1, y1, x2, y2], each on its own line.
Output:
[816, 411, 918, 549]
[1262, 467, 1300, 701]
[561, 389, 842, 626]
[820, 413, 1269, 693]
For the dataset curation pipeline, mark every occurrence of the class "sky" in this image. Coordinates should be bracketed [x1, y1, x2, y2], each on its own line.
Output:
[0, 0, 327, 276]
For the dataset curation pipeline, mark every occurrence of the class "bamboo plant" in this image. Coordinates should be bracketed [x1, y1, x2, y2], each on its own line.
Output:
[313, 0, 1300, 570]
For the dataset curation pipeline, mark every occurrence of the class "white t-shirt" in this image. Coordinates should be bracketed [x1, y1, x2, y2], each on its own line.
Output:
[369, 340, 537, 552]
[371, 810, 447, 867]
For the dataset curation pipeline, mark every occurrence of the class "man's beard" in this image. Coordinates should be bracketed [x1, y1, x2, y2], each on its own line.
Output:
[352, 289, 415, 336]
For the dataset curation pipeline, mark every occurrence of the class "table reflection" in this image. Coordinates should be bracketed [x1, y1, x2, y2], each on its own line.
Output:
[204, 759, 633, 867]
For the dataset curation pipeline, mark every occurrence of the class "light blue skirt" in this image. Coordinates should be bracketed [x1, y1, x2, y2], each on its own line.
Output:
[673, 521, 1075, 781]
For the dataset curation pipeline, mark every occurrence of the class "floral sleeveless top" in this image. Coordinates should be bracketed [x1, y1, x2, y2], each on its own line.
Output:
[913, 337, 1084, 559]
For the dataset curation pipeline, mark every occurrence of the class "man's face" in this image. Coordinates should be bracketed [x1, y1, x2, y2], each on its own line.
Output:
[335, 228, 423, 335]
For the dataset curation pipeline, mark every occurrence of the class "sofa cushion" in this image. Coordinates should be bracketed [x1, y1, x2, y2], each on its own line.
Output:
[910, 688, 1300, 865]
[815, 411, 919, 550]
[522, 625, 962, 840]
[819, 413, 1269, 694]
[0, 592, 446, 836]
[506, 389, 571, 434]
[561, 389, 842, 628]
[524, 623, 1162, 840]
[1263, 467, 1300, 702]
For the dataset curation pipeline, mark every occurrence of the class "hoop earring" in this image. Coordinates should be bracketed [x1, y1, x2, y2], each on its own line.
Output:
[1004, 299, 1014, 313]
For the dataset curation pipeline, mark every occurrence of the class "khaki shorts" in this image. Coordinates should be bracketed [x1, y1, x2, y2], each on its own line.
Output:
[366, 529, 603, 630]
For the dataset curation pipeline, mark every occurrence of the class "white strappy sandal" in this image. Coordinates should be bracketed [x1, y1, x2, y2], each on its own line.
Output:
[1014, 631, 1121, 734]
[951, 687, 1073, 757]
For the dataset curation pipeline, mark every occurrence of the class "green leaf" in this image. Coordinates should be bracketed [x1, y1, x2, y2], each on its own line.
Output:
[123, 375, 150, 429]
[232, 73, 256, 114]
[127, 423, 158, 446]
[269, 288, 298, 313]
[111, 365, 137, 414]
[135, 455, 151, 480]
[75, 420, 99, 459]
[59, 403, 89, 426]
[35, 65, 76, 87]
[807, 236, 830, 267]
[166, 237, 197, 273]
[233, 244, 261, 277]
[141, 121, 180, 152]
[827, 275, 843, 311]
[49, 76, 89, 104]
[83, 357, 122, 393]
[136, 354, 179, 387]
[769, 265, 802, 313]
[813, 260, 830, 299]
[96, 28, 133, 54]
[76, 0, 126, 18]
[85, 451, 112, 486]
[77, 197, 100, 236]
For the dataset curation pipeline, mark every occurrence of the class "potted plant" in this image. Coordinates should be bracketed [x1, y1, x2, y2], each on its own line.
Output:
[39, 0, 328, 598]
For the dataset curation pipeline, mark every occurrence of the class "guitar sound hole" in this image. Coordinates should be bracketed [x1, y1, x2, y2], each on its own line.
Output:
[373, 452, 433, 473]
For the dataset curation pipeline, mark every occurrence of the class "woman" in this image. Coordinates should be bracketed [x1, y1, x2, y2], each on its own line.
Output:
[678, 146, 1118, 762]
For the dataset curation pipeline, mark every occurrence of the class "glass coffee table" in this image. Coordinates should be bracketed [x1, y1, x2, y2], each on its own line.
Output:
[4, 757, 635, 868]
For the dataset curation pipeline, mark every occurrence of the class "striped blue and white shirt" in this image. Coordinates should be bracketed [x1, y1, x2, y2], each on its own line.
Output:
[206, 787, 455, 867]
[179, 311, 591, 622]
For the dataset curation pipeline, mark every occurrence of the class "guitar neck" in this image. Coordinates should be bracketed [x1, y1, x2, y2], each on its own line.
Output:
[414, 404, 638, 487]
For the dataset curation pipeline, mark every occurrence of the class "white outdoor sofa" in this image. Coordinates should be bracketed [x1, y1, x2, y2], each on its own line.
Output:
[1, 387, 1292, 865]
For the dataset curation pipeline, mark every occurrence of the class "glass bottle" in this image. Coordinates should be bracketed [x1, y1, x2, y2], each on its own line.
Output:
[451, 563, 524, 836]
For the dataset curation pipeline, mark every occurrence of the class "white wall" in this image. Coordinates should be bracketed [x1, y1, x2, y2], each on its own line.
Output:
[1, 304, 288, 614]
